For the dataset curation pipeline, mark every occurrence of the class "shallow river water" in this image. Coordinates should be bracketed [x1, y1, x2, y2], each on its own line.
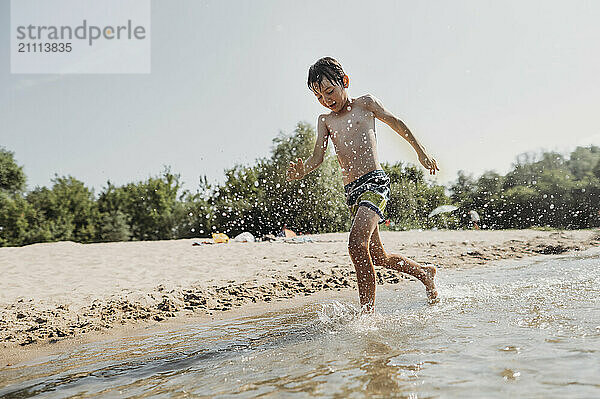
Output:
[1, 249, 599, 398]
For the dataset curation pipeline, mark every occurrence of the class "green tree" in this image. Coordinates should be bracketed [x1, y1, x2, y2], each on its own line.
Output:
[98, 167, 187, 241]
[176, 175, 216, 238]
[26, 176, 99, 242]
[96, 180, 133, 241]
[504, 151, 566, 189]
[450, 170, 477, 205]
[0, 192, 39, 246]
[448, 147, 600, 229]
[448, 170, 477, 228]
[569, 176, 600, 228]
[383, 162, 452, 230]
[568, 145, 600, 180]
[0, 147, 26, 194]
[267, 122, 347, 234]
[496, 186, 538, 228]
[96, 211, 131, 242]
[532, 168, 575, 227]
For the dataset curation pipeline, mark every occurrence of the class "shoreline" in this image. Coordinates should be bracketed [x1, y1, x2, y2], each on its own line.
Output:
[1, 229, 598, 365]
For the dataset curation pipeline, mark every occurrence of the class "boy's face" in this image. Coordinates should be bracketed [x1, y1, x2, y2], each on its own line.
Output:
[312, 75, 349, 113]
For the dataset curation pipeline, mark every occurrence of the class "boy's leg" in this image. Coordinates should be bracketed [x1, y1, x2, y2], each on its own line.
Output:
[348, 206, 380, 313]
[367, 225, 388, 266]
[368, 225, 439, 302]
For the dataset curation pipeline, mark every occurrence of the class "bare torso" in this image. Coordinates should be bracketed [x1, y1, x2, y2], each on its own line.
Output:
[324, 96, 382, 186]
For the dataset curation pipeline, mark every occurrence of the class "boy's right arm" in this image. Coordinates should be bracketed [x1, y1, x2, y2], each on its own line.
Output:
[286, 116, 329, 181]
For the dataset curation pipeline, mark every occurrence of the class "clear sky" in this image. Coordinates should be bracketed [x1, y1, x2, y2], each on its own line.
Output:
[1, 0, 599, 193]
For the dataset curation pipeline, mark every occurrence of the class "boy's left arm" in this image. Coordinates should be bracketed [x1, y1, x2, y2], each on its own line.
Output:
[362, 94, 439, 175]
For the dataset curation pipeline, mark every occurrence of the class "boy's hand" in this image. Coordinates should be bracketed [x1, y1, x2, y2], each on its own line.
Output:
[419, 153, 440, 175]
[286, 158, 305, 181]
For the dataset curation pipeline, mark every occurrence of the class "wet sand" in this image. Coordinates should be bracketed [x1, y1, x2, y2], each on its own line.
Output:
[1, 229, 598, 363]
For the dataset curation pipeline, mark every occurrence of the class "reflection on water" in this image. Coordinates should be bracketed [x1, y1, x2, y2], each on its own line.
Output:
[1, 249, 599, 398]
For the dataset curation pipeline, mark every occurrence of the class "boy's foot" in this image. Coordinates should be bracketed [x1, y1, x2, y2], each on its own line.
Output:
[359, 306, 375, 316]
[422, 265, 439, 304]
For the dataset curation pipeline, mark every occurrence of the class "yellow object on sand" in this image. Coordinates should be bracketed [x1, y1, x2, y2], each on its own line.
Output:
[212, 233, 230, 243]
[282, 228, 296, 238]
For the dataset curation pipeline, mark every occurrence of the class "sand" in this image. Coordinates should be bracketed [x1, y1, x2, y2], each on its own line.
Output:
[1, 229, 598, 363]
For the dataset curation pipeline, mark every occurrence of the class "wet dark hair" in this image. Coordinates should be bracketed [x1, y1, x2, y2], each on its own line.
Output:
[307, 57, 346, 92]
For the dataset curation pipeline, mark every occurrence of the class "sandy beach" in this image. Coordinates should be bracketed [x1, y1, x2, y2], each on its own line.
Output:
[1, 229, 598, 362]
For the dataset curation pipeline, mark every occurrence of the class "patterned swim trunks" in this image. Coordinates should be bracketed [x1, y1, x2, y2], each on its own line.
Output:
[344, 169, 391, 224]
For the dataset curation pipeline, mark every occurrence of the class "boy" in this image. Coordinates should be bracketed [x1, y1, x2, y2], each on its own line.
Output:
[286, 57, 439, 312]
